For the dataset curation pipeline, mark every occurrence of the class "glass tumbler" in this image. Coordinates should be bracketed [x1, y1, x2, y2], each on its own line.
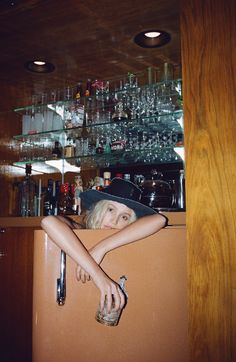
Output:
[95, 276, 128, 327]
[95, 298, 122, 326]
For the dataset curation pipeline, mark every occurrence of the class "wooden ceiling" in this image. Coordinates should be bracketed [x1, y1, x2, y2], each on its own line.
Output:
[0, 0, 181, 107]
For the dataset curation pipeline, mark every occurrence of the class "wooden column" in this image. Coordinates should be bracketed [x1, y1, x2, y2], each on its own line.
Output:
[180, 0, 236, 361]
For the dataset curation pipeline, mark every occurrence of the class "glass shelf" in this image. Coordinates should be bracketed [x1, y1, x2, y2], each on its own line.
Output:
[13, 78, 184, 172]
[13, 111, 183, 143]
[12, 160, 61, 174]
[13, 145, 184, 173]
[14, 79, 182, 113]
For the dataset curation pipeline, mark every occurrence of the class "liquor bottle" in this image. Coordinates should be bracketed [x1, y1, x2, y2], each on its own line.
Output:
[18, 164, 37, 217]
[52, 141, 62, 159]
[123, 173, 131, 181]
[103, 171, 111, 187]
[43, 179, 53, 215]
[72, 82, 84, 127]
[84, 79, 92, 97]
[43, 179, 58, 215]
[52, 180, 58, 215]
[58, 183, 73, 215]
[55, 180, 61, 215]
[95, 137, 104, 154]
[104, 137, 111, 154]
[81, 110, 89, 155]
[75, 82, 83, 101]
[64, 137, 75, 158]
[63, 86, 73, 129]
[92, 176, 104, 191]
[71, 175, 83, 215]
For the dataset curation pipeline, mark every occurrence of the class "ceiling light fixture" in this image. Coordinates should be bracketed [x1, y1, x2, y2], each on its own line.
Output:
[144, 31, 161, 38]
[24, 60, 55, 73]
[33, 60, 46, 66]
[134, 30, 171, 48]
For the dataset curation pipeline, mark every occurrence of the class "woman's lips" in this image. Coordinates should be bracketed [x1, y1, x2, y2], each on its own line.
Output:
[103, 225, 112, 229]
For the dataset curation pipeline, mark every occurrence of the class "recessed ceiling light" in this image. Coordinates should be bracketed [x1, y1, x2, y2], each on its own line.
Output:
[134, 30, 171, 48]
[33, 60, 46, 66]
[144, 31, 161, 38]
[24, 60, 55, 73]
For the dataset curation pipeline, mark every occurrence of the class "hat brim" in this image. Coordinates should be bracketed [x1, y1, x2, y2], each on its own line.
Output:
[80, 189, 157, 218]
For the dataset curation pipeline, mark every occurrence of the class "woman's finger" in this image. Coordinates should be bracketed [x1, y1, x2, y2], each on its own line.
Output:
[86, 273, 91, 281]
[112, 286, 125, 312]
[76, 264, 91, 283]
[106, 292, 113, 313]
[118, 287, 125, 309]
[80, 269, 87, 283]
[100, 291, 106, 311]
[76, 266, 81, 281]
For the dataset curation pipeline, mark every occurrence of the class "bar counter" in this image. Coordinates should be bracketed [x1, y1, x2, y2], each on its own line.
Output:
[0, 212, 186, 228]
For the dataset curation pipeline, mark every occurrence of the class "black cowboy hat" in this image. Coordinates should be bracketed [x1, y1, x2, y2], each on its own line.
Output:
[80, 177, 157, 218]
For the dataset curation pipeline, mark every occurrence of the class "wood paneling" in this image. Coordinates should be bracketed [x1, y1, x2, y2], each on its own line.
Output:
[0, 227, 34, 362]
[0, 0, 181, 106]
[180, 0, 236, 361]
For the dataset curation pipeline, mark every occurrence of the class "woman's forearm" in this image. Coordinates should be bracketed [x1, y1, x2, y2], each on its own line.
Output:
[41, 216, 104, 281]
[41, 215, 126, 312]
[92, 213, 166, 256]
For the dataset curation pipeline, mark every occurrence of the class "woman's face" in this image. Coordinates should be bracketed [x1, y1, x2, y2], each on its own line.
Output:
[100, 201, 134, 230]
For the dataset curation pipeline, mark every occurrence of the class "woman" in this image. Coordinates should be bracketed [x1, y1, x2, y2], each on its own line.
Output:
[41, 177, 168, 313]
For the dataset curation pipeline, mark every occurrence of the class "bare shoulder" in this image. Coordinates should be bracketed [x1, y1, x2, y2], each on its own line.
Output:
[56, 215, 85, 229]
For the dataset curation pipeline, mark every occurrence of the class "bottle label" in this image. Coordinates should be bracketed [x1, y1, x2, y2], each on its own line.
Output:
[111, 140, 126, 151]
[104, 179, 111, 187]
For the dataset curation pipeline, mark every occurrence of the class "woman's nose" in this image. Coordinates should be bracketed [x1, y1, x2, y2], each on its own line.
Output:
[110, 215, 118, 226]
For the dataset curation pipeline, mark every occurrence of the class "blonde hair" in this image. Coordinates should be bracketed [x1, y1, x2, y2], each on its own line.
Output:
[86, 199, 137, 229]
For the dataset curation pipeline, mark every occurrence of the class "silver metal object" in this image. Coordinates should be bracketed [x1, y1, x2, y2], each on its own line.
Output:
[57, 250, 66, 305]
[178, 170, 185, 210]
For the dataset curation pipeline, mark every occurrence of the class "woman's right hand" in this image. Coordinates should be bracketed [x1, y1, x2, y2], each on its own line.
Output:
[92, 272, 125, 312]
[76, 245, 105, 283]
